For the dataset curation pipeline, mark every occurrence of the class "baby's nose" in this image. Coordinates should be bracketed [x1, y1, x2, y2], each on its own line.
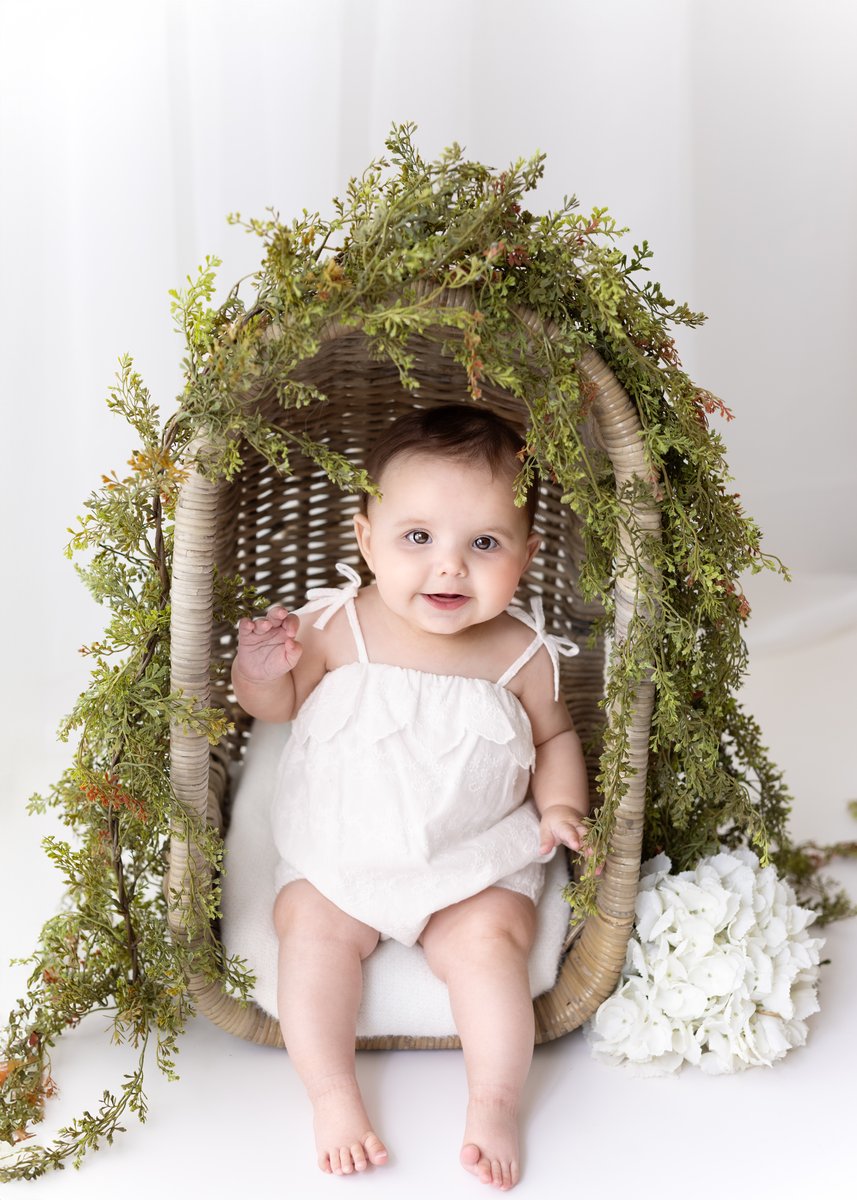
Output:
[435, 547, 467, 576]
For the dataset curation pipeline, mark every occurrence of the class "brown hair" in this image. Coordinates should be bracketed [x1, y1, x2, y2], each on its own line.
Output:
[360, 403, 539, 529]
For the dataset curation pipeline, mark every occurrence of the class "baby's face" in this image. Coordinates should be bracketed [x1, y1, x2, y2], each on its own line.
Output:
[353, 452, 540, 637]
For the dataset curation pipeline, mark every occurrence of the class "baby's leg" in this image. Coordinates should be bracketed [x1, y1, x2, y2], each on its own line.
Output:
[419, 887, 537, 1191]
[274, 880, 388, 1176]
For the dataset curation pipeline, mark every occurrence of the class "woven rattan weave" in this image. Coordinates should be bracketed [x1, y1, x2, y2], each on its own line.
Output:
[167, 290, 660, 1050]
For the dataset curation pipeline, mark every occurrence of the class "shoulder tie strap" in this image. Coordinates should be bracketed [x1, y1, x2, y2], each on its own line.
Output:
[292, 561, 368, 663]
[496, 597, 579, 701]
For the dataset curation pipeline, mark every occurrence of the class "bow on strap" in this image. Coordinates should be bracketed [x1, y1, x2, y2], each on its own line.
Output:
[295, 561, 363, 630]
[506, 596, 580, 701]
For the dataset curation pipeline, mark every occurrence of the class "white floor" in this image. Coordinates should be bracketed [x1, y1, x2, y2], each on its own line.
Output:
[1, 571, 855, 1199]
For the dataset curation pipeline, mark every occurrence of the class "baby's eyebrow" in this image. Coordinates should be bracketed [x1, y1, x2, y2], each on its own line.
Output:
[393, 517, 432, 529]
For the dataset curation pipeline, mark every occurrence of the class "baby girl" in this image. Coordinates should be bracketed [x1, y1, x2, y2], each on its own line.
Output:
[232, 404, 591, 1190]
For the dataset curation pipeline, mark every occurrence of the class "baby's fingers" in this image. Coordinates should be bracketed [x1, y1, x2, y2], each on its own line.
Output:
[569, 832, 605, 876]
[283, 637, 303, 667]
[265, 603, 292, 624]
[553, 819, 586, 852]
[538, 828, 558, 856]
[539, 819, 580, 856]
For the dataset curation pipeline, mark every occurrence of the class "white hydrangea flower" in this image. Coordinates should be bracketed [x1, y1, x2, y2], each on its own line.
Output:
[584, 848, 825, 1075]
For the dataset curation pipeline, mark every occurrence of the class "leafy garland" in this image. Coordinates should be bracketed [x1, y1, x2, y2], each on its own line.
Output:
[1, 122, 853, 1180]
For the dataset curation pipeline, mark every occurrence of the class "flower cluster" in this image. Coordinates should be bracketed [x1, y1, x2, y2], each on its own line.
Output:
[79, 772, 146, 823]
[585, 849, 824, 1075]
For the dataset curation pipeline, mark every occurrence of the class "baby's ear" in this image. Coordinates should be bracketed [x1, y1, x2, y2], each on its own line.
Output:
[353, 513, 374, 570]
[524, 532, 542, 569]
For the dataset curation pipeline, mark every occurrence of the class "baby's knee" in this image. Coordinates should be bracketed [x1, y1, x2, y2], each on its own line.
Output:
[490, 888, 538, 953]
[274, 881, 379, 959]
[474, 906, 537, 961]
[422, 890, 536, 977]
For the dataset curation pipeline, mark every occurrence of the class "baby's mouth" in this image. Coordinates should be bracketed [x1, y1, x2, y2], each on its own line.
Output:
[423, 592, 470, 610]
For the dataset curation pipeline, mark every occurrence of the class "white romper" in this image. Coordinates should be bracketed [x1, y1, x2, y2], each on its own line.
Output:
[271, 563, 579, 947]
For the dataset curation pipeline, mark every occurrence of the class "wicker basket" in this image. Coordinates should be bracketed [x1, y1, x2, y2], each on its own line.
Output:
[167, 289, 660, 1050]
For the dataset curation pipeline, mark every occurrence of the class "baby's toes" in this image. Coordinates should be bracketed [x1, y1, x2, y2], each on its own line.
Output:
[494, 1158, 516, 1190]
[349, 1141, 369, 1172]
[327, 1152, 346, 1176]
[335, 1141, 377, 1175]
[462, 1142, 493, 1183]
[487, 1157, 505, 1187]
[364, 1132, 388, 1165]
[318, 1147, 351, 1175]
[461, 1142, 480, 1170]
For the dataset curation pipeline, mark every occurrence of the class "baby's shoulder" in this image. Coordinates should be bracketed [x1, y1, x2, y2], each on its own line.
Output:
[294, 594, 360, 673]
[493, 608, 539, 655]
[488, 610, 537, 675]
[493, 608, 558, 701]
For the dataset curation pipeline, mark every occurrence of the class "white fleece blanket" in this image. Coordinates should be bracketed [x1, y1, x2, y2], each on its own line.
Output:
[220, 720, 571, 1038]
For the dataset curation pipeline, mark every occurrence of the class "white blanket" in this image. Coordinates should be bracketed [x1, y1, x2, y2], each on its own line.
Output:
[220, 720, 572, 1038]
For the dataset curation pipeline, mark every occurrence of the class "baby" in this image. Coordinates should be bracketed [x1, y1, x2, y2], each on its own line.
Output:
[232, 404, 591, 1190]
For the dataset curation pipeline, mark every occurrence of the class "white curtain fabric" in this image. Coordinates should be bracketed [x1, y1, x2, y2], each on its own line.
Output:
[1, 0, 856, 781]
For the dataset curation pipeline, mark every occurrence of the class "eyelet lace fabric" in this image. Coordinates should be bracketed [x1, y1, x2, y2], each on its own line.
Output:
[271, 568, 561, 947]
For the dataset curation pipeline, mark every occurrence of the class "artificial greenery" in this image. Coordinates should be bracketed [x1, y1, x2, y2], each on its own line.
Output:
[1, 121, 852, 1180]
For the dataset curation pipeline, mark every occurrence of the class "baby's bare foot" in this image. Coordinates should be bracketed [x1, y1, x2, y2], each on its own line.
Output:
[460, 1085, 522, 1190]
[309, 1073, 388, 1176]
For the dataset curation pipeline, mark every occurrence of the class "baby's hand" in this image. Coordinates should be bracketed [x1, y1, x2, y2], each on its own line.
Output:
[538, 805, 603, 875]
[538, 804, 589, 857]
[234, 606, 303, 684]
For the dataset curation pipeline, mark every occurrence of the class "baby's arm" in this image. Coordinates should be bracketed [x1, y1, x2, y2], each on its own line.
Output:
[232, 606, 325, 722]
[515, 645, 591, 858]
[532, 727, 590, 856]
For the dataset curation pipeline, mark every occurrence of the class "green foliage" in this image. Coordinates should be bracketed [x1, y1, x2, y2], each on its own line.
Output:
[2, 121, 853, 1181]
[1, 368, 249, 1179]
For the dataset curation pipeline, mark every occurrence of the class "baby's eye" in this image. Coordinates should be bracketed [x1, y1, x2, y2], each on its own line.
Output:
[406, 529, 431, 545]
[473, 535, 499, 551]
